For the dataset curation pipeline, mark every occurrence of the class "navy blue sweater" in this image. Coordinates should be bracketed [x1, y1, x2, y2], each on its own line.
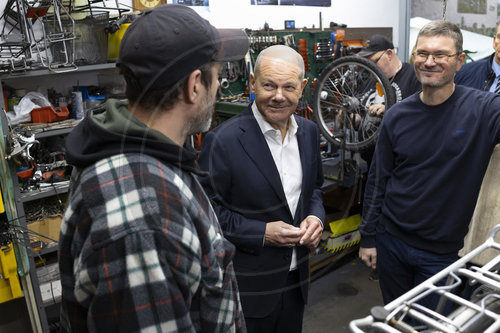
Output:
[360, 85, 500, 254]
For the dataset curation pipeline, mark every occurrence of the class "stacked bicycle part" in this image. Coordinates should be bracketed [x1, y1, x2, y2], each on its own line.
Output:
[350, 224, 500, 333]
[67, 0, 128, 18]
[0, 0, 76, 72]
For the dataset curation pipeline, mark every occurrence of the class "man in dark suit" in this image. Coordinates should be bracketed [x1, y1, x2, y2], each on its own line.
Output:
[454, 22, 500, 92]
[198, 45, 325, 333]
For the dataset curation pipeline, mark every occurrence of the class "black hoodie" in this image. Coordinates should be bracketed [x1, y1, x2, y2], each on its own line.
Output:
[65, 99, 202, 175]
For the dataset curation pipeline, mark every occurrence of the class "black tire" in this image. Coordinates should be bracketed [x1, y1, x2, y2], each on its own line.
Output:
[313, 56, 395, 151]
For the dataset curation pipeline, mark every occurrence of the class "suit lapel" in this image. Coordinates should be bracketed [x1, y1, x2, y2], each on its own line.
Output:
[237, 107, 288, 207]
[295, 115, 311, 222]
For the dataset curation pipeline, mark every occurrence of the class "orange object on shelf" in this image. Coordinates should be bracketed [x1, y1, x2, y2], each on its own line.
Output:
[31, 106, 69, 123]
[17, 161, 35, 180]
[298, 38, 309, 73]
[335, 29, 345, 41]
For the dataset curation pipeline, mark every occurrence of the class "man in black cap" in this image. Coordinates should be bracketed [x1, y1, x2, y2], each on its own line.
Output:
[358, 34, 420, 118]
[355, 34, 421, 173]
[58, 4, 248, 332]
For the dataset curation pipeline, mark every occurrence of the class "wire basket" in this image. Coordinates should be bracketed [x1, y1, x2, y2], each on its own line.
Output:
[46, 11, 109, 66]
[73, 12, 109, 65]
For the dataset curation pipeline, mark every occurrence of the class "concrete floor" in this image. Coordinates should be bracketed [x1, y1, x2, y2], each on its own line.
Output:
[303, 254, 383, 333]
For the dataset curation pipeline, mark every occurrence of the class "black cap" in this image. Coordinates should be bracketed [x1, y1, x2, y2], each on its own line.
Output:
[118, 4, 249, 92]
[357, 34, 394, 57]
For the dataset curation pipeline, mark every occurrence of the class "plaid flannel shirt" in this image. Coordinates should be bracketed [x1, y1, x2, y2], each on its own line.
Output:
[59, 153, 245, 332]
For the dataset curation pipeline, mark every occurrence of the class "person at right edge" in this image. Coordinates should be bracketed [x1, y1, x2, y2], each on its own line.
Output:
[454, 21, 500, 91]
[359, 20, 500, 310]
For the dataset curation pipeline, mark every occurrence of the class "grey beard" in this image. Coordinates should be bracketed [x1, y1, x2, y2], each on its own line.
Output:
[187, 98, 215, 135]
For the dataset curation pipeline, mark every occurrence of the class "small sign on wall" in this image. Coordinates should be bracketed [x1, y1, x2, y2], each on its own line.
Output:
[250, 0, 278, 4]
[281, 0, 331, 6]
[251, 0, 331, 6]
[172, 0, 209, 6]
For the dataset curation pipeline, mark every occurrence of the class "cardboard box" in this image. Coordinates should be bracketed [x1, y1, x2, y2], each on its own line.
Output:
[40, 280, 61, 303]
[28, 215, 62, 244]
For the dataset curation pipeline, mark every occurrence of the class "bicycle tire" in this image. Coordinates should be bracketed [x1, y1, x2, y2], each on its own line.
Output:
[313, 56, 395, 151]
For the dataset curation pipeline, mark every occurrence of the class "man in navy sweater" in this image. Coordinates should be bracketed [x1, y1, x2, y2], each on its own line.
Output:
[455, 22, 500, 91]
[359, 20, 500, 308]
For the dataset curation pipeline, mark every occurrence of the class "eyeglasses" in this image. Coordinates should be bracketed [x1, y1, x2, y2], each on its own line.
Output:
[370, 51, 386, 64]
[413, 51, 457, 63]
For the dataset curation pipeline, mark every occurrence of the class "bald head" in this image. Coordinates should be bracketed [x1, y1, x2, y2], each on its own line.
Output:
[254, 45, 305, 80]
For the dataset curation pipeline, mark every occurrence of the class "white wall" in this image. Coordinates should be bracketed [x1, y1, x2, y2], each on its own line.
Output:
[122, 0, 403, 48]
[0, 0, 404, 48]
[0, 0, 406, 95]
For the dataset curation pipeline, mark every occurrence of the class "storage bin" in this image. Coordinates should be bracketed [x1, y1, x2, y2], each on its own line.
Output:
[0, 244, 23, 303]
[107, 23, 130, 60]
[31, 106, 69, 123]
[74, 12, 109, 65]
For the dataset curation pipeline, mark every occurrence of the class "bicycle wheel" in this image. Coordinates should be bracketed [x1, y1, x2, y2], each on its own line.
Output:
[313, 56, 395, 151]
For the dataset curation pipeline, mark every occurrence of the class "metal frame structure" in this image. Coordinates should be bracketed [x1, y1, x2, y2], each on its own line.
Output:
[350, 224, 500, 333]
[0, 0, 128, 74]
[0, 0, 77, 73]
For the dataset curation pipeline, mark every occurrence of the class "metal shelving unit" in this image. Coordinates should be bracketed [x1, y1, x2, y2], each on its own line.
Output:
[35, 245, 58, 256]
[0, 125, 72, 332]
[0, 62, 117, 332]
[20, 182, 70, 203]
[0, 62, 116, 79]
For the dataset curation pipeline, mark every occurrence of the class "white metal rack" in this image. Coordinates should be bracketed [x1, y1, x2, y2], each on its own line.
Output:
[350, 224, 500, 333]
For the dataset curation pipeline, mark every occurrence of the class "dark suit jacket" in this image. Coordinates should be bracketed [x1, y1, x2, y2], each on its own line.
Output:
[198, 105, 325, 318]
[454, 53, 495, 91]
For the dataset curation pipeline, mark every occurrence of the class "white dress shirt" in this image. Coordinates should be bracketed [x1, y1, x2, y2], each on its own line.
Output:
[252, 102, 303, 270]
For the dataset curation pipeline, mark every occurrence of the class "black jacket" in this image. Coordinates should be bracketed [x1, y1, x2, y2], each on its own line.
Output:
[66, 99, 200, 175]
[198, 105, 325, 318]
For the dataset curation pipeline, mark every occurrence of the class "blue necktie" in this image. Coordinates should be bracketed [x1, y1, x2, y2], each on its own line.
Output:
[495, 77, 500, 94]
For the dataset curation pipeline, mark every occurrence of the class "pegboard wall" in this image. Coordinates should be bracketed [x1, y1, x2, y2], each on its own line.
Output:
[218, 27, 392, 110]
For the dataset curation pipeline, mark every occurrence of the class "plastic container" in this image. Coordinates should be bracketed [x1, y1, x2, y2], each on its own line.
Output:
[0, 243, 23, 303]
[31, 106, 69, 123]
[107, 23, 130, 60]
[16, 165, 34, 179]
[72, 91, 84, 119]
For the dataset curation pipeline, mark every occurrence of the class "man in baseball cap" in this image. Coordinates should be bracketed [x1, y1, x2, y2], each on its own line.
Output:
[118, 4, 249, 96]
[59, 4, 248, 332]
[357, 33, 420, 119]
[357, 34, 394, 57]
